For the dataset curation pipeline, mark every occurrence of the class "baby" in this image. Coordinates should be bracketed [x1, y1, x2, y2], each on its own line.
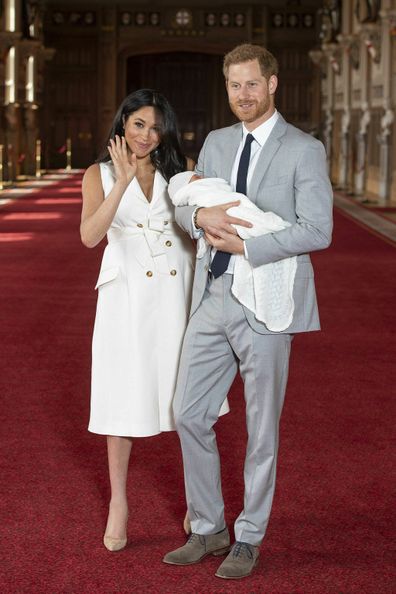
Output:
[168, 171, 297, 332]
[169, 171, 289, 257]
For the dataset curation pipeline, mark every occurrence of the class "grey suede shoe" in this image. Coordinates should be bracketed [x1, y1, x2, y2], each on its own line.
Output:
[215, 541, 259, 579]
[163, 527, 230, 565]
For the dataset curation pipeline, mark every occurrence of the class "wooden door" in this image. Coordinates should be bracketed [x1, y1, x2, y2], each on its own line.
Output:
[44, 39, 97, 169]
[126, 52, 233, 161]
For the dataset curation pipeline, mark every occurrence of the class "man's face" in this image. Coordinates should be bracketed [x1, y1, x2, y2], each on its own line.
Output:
[226, 59, 277, 129]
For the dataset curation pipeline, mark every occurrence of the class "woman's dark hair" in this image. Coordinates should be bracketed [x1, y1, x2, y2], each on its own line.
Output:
[97, 89, 186, 182]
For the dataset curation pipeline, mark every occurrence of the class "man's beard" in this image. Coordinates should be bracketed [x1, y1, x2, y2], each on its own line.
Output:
[230, 96, 271, 123]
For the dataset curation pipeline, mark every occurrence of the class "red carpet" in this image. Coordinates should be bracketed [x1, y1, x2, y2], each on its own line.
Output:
[0, 174, 395, 593]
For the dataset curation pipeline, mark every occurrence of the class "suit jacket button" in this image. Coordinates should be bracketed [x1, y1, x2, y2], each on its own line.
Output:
[165, 240, 172, 247]
[164, 220, 169, 225]
[146, 271, 153, 277]
[204, 265, 209, 271]
[170, 269, 177, 276]
[137, 223, 143, 228]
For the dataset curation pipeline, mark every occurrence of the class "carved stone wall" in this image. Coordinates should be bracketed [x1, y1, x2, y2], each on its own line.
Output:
[312, 0, 396, 205]
[331, 110, 342, 181]
[392, 32, 396, 200]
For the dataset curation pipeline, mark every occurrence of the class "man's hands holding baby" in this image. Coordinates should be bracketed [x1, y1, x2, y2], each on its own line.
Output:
[195, 201, 252, 255]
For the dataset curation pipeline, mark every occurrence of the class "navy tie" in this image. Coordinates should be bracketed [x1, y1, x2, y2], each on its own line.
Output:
[211, 133, 254, 279]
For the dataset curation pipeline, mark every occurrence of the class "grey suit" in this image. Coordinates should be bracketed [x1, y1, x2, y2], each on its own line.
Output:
[173, 114, 333, 545]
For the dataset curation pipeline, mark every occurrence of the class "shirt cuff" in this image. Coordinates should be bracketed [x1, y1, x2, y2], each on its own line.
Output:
[191, 208, 203, 239]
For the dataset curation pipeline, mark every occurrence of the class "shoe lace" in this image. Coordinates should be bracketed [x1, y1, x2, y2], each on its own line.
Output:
[187, 533, 204, 545]
[233, 541, 253, 560]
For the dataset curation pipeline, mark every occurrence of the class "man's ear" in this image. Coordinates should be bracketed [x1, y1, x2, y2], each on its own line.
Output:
[268, 75, 278, 95]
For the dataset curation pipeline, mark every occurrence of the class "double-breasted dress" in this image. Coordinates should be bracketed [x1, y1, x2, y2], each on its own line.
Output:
[88, 162, 196, 437]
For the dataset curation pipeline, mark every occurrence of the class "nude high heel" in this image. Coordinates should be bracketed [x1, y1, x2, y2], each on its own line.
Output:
[103, 503, 128, 551]
[183, 511, 191, 535]
[103, 535, 127, 552]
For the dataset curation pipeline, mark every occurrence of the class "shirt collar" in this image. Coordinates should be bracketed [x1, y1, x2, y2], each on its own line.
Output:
[241, 109, 279, 147]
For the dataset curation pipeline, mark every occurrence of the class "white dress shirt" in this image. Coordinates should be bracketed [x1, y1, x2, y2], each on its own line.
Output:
[193, 109, 279, 272]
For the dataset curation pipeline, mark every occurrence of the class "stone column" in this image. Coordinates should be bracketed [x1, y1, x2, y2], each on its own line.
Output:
[322, 45, 338, 174]
[336, 30, 357, 190]
[355, 104, 371, 195]
[339, 108, 351, 189]
[22, 104, 39, 176]
[378, 106, 394, 203]
[351, 20, 372, 197]
[377, 8, 396, 203]
[4, 103, 21, 181]
[323, 109, 334, 172]
[0, 41, 6, 154]
[19, 39, 41, 176]
[308, 48, 327, 137]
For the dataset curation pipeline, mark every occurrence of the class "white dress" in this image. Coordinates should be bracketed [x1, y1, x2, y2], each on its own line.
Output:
[88, 162, 196, 437]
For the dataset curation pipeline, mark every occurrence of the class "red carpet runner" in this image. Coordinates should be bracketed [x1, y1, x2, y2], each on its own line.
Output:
[0, 173, 395, 593]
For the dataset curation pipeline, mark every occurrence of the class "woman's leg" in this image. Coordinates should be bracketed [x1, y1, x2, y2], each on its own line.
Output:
[183, 511, 191, 535]
[104, 435, 132, 543]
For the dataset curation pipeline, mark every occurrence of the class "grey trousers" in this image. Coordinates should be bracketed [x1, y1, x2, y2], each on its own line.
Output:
[173, 274, 292, 546]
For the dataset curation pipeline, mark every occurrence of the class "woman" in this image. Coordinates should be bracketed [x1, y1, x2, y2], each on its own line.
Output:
[80, 89, 197, 551]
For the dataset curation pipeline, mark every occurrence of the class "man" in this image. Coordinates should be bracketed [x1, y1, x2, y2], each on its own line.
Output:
[163, 44, 333, 579]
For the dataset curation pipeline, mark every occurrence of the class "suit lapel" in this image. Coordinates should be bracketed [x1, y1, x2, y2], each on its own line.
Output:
[249, 114, 288, 202]
[217, 124, 242, 182]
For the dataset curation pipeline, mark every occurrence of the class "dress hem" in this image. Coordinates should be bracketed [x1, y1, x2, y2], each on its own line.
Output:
[87, 425, 176, 438]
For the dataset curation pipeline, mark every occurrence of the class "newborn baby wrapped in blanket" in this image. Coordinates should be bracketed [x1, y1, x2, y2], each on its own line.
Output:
[168, 171, 297, 332]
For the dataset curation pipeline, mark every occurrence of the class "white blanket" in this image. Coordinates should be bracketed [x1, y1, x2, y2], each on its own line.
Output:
[169, 175, 297, 332]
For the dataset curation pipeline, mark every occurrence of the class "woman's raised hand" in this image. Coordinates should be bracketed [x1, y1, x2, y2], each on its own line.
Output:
[108, 135, 137, 185]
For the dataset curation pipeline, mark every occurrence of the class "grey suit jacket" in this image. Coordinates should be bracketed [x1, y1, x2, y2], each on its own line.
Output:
[175, 114, 333, 334]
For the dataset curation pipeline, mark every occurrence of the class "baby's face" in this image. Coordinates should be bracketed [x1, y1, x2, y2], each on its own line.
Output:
[189, 174, 202, 183]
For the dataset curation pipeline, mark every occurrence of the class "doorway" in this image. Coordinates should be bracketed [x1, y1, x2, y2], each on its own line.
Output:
[126, 52, 234, 161]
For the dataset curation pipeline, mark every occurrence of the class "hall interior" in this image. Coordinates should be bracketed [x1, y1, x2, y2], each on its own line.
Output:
[0, 3, 395, 593]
